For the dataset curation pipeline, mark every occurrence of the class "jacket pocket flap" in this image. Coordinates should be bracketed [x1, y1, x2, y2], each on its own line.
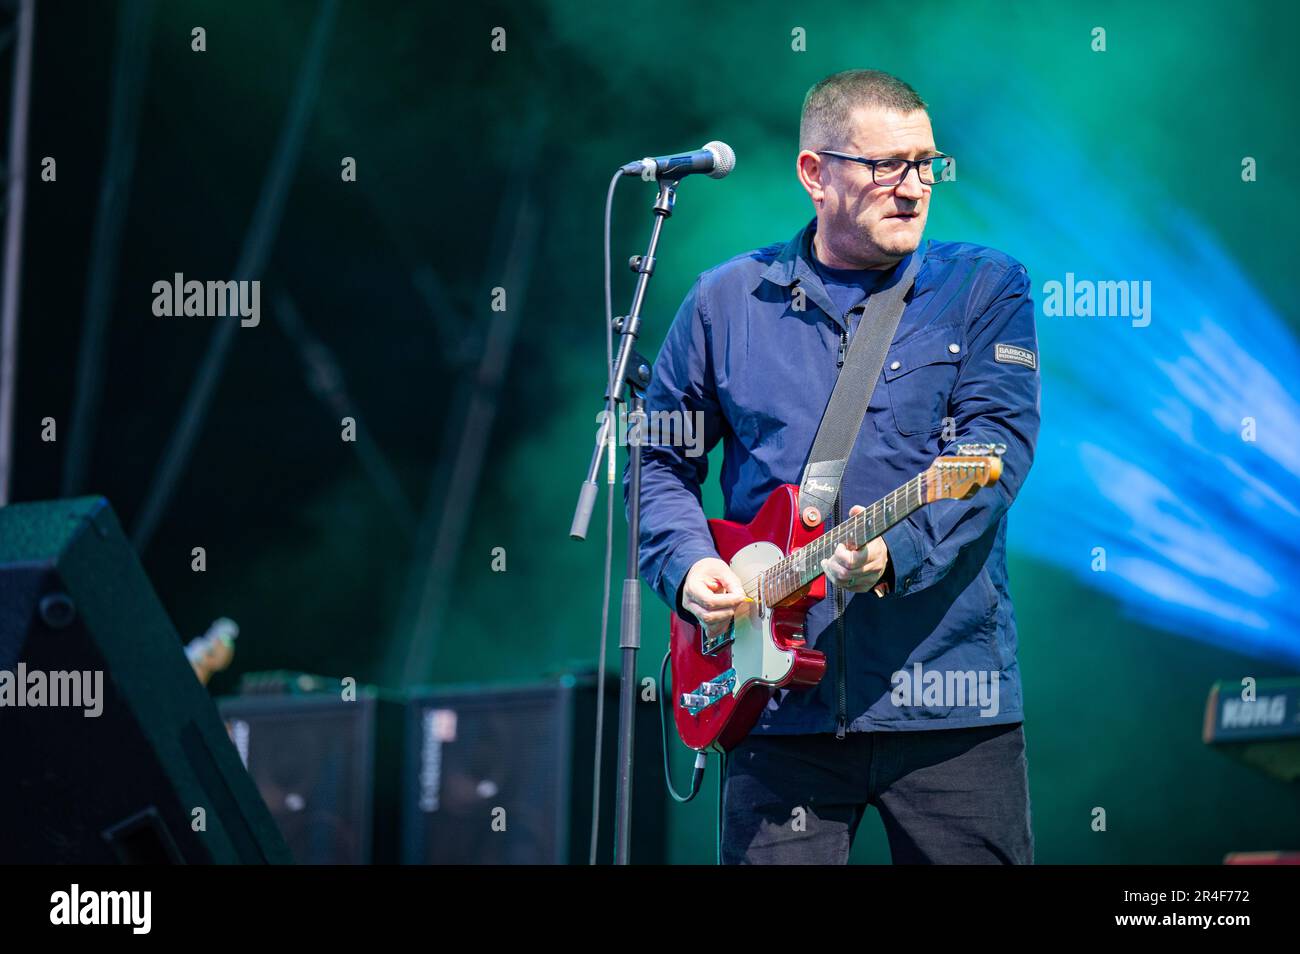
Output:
[883, 329, 963, 381]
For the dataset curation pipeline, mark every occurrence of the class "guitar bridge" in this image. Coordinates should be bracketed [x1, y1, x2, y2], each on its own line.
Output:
[681, 668, 737, 716]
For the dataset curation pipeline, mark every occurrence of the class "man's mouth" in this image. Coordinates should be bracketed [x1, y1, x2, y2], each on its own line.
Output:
[885, 211, 919, 219]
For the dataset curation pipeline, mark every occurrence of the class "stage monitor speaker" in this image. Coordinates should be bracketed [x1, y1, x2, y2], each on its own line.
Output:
[217, 691, 403, 864]
[0, 496, 291, 863]
[402, 674, 668, 864]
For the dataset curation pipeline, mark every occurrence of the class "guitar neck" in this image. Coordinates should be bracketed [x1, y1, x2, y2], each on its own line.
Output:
[754, 472, 928, 605]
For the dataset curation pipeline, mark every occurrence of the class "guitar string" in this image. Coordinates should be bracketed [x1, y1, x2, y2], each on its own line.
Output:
[736, 473, 923, 598]
[734, 463, 986, 600]
[736, 484, 902, 598]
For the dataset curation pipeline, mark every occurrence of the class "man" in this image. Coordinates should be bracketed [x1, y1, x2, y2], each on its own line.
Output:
[631, 69, 1040, 864]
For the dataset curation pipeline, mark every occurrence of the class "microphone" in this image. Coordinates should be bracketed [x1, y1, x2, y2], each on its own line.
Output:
[620, 141, 736, 180]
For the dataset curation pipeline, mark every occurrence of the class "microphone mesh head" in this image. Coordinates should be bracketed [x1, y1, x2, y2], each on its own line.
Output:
[704, 140, 736, 179]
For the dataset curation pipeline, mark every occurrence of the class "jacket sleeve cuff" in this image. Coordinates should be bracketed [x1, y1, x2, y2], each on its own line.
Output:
[881, 519, 926, 598]
[660, 541, 720, 624]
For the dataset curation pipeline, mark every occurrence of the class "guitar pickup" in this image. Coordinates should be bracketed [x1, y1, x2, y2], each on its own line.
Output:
[701, 620, 735, 656]
[681, 669, 737, 716]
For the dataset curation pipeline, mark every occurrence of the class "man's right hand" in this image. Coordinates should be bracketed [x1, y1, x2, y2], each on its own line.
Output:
[681, 557, 749, 638]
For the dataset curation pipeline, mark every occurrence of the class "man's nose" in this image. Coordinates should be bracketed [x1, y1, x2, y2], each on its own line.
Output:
[894, 166, 927, 199]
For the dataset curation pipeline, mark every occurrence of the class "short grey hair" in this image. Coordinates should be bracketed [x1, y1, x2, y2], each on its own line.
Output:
[799, 69, 928, 152]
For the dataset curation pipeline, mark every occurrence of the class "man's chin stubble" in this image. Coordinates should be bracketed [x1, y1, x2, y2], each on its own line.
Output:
[865, 234, 920, 260]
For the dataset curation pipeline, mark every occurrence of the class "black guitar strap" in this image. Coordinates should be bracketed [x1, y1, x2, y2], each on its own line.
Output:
[796, 247, 924, 527]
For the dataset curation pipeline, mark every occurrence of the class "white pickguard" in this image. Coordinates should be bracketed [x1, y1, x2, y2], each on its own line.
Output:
[727, 540, 795, 691]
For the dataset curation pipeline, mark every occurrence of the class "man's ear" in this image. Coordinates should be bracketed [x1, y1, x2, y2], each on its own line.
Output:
[796, 149, 827, 207]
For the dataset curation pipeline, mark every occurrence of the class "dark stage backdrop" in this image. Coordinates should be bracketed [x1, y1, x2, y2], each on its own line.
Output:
[10, 0, 1299, 862]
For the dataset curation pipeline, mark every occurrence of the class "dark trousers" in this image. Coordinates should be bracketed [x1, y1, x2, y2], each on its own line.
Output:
[721, 722, 1033, 864]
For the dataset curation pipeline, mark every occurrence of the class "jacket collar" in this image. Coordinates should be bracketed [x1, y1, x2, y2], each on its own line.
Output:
[759, 216, 926, 332]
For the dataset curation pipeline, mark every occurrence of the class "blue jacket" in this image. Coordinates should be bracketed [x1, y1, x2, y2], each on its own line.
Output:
[628, 217, 1041, 735]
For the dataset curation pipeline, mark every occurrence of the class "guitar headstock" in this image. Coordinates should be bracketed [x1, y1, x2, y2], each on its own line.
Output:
[186, 617, 239, 686]
[925, 443, 1005, 502]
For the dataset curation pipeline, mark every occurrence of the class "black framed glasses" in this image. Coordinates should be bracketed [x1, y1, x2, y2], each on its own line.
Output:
[817, 150, 954, 185]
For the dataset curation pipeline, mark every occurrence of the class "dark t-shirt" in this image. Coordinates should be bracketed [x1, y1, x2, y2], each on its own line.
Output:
[812, 251, 892, 322]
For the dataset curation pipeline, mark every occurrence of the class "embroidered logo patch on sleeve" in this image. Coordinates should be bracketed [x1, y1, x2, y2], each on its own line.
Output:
[994, 343, 1037, 370]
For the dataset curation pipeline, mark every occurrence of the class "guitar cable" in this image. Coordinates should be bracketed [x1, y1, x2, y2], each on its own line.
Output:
[659, 650, 731, 864]
[717, 750, 727, 866]
[659, 650, 708, 804]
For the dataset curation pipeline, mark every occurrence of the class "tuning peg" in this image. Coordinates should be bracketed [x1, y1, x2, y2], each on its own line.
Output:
[956, 442, 1007, 457]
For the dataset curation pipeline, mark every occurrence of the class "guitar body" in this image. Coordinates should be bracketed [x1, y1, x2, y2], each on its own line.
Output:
[665, 447, 1004, 754]
[669, 484, 828, 752]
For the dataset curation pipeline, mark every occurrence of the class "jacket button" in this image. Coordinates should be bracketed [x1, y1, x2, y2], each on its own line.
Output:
[948, 343, 960, 354]
[889, 360, 901, 371]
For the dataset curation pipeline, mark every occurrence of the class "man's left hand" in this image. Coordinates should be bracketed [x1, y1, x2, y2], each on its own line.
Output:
[820, 504, 892, 597]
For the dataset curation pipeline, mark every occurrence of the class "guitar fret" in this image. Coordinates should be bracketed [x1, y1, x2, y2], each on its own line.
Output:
[760, 473, 927, 604]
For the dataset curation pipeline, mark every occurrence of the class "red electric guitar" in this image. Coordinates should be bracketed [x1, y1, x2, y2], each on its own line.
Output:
[669, 443, 1005, 752]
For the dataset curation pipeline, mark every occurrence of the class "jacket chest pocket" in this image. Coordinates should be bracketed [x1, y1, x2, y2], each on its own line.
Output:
[883, 328, 963, 436]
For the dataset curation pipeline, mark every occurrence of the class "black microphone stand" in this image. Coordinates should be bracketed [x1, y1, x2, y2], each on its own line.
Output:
[570, 176, 678, 865]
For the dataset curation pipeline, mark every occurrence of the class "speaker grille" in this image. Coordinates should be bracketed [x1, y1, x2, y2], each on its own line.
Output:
[219, 695, 377, 864]
[405, 688, 568, 864]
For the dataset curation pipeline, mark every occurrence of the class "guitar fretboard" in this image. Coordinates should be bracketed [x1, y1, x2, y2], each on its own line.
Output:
[747, 473, 927, 606]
